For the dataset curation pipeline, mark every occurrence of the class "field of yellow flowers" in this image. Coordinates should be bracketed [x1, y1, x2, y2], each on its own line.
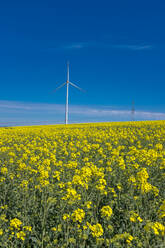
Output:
[0, 120, 165, 247]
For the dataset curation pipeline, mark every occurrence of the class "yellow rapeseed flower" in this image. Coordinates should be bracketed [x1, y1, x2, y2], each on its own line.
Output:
[10, 218, 22, 229]
[101, 206, 113, 219]
[16, 231, 26, 240]
[71, 208, 85, 223]
[87, 223, 103, 238]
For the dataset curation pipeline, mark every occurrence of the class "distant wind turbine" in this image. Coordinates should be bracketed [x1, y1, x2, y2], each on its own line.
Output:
[52, 62, 85, 124]
[131, 100, 135, 121]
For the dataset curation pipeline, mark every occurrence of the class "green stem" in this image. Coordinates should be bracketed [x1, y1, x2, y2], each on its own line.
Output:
[41, 188, 47, 248]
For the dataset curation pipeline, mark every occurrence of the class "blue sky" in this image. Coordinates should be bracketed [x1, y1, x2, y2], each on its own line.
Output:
[0, 0, 165, 125]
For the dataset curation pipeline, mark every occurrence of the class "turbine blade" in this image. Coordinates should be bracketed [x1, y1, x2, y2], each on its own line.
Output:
[69, 82, 86, 93]
[51, 82, 66, 93]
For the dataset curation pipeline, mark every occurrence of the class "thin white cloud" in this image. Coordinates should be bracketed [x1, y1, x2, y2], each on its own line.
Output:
[0, 100, 165, 127]
[62, 43, 86, 50]
[112, 44, 153, 50]
[71, 106, 165, 119]
[60, 41, 153, 51]
[0, 100, 64, 112]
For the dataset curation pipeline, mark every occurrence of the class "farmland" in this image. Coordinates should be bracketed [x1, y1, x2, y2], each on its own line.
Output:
[0, 121, 165, 247]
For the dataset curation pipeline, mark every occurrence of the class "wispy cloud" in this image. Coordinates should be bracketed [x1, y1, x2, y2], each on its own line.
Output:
[111, 44, 153, 50]
[60, 41, 153, 51]
[0, 101, 64, 112]
[0, 100, 164, 126]
[62, 43, 87, 50]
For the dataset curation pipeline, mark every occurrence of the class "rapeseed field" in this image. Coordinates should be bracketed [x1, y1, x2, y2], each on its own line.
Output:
[0, 121, 165, 247]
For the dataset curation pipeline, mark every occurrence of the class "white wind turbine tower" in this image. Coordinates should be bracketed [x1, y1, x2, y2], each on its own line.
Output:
[53, 62, 85, 124]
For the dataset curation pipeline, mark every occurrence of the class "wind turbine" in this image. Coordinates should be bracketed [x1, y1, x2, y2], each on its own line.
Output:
[131, 100, 135, 121]
[52, 62, 85, 124]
